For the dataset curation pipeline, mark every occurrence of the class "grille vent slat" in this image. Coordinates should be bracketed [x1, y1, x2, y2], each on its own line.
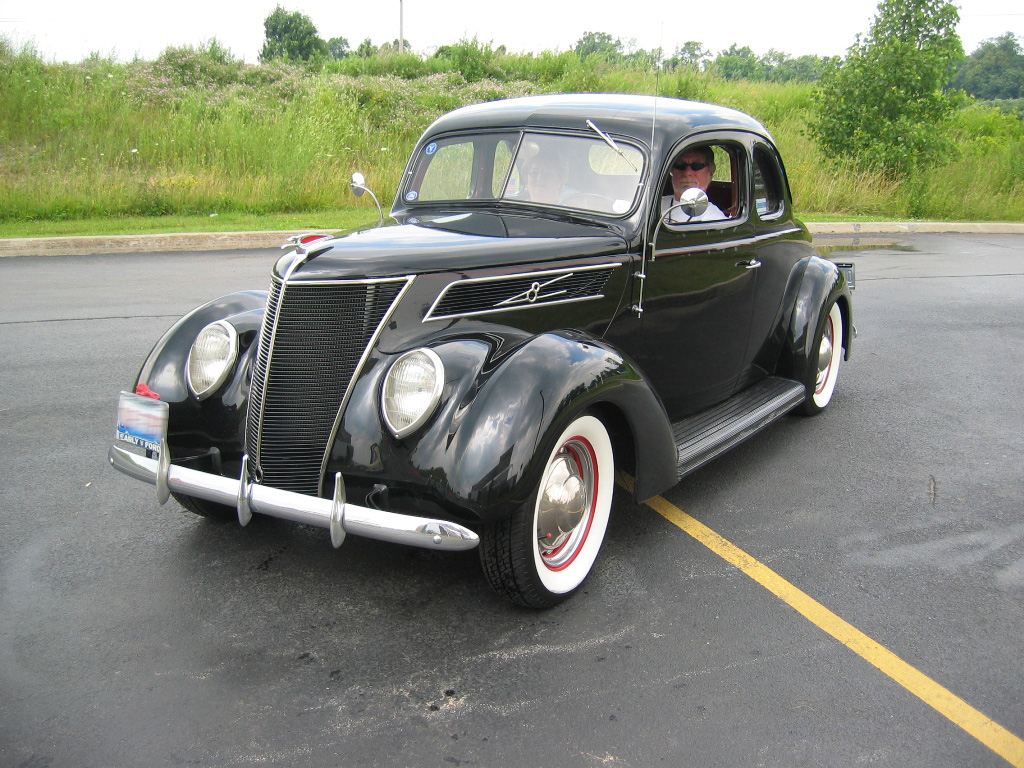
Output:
[246, 279, 405, 496]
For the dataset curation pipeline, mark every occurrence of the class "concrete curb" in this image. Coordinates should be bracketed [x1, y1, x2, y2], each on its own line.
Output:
[1, 222, 1022, 258]
[807, 221, 1024, 235]
[0, 230, 333, 258]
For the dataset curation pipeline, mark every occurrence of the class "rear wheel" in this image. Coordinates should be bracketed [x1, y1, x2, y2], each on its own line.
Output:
[480, 413, 614, 608]
[799, 301, 843, 416]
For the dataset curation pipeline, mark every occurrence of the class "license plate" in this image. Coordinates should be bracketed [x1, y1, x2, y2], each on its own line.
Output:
[834, 261, 856, 290]
[116, 392, 169, 453]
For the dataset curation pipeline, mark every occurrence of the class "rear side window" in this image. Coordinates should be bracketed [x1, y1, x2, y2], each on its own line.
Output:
[753, 145, 784, 219]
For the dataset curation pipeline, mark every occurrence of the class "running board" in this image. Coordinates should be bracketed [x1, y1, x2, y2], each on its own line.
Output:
[674, 377, 807, 480]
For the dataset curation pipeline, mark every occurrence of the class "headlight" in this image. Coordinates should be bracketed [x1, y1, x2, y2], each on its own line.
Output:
[382, 348, 444, 438]
[187, 320, 238, 399]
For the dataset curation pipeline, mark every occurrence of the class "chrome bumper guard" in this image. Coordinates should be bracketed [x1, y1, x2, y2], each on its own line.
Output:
[108, 443, 479, 552]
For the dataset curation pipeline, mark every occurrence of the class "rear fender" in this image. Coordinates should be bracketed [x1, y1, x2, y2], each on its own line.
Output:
[780, 256, 852, 384]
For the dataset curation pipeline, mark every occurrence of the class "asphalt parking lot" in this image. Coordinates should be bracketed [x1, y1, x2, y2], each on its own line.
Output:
[1, 232, 1022, 767]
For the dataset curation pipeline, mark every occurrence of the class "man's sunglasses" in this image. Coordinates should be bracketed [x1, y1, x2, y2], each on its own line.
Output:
[673, 161, 708, 172]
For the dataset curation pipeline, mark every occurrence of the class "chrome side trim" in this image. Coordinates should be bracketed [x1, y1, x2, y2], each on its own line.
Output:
[655, 227, 802, 259]
[423, 263, 624, 322]
[109, 444, 480, 552]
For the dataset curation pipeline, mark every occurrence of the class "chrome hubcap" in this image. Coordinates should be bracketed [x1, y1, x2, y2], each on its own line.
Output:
[537, 442, 594, 568]
[815, 322, 834, 392]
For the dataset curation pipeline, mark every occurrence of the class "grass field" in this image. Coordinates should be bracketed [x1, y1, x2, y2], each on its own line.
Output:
[2, 39, 1022, 237]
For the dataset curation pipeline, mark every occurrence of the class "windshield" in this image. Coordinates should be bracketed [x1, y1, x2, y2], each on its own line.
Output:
[404, 131, 645, 216]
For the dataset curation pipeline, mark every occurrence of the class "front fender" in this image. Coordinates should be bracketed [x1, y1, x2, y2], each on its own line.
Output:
[135, 290, 267, 460]
[339, 330, 677, 524]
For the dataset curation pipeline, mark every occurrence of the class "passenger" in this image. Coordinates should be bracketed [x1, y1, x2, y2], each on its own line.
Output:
[520, 150, 570, 205]
[662, 147, 726, 223]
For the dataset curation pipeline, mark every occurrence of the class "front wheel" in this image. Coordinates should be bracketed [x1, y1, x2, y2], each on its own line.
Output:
[171, 492, 237, 523]
[480, 413, 615, 608]
[799, 301, 844, 416]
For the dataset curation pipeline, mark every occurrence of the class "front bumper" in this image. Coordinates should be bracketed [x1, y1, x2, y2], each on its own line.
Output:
[108, 443, 479, 552]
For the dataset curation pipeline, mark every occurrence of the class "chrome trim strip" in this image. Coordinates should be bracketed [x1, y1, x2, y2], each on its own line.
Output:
[423, 262, 625, 322]
[249, 275, 284, 471]
[109, 444, 480, 552]
[655, 227, 802, 258]
[318, 275, 416, 495]
[280, 277, 410, 286]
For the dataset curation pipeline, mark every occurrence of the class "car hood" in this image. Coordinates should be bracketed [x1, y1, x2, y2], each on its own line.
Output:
[277, 212, 628, 281]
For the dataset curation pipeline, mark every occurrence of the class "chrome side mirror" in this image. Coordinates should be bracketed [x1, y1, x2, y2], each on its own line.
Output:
[663, 187, 709, 224]
[350, 171, 384, 227]
[350, 172, 367, 197]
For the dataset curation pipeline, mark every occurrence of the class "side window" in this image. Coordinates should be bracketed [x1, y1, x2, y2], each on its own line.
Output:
[662, 143, 739, 225]
[408, 132, 517, 202]
[417, 140, 474, 200]
[753, 145, 784, 219]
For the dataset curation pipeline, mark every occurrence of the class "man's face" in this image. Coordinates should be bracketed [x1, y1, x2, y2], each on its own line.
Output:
[670, 150, 713, 199]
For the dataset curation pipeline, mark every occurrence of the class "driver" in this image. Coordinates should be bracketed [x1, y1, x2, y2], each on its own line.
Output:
[662, 147, 726, 223]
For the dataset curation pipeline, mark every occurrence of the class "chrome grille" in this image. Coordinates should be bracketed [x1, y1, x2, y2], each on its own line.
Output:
[246, 277, 407, 495]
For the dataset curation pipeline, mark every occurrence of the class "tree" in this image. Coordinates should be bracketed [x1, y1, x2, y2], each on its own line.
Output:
[672, 41, 710, 70]
[355, 38, 376, 58]
[574, 32, 622, 60]
[769, 54, 832, 83]
[327, 36, 350, 60]
[951, 33, 1024, 100]
[381, 38, 412, 54]
[808, 0, 964, 174]
[259, 6, 328, 63]
[710, 45, 765, 80]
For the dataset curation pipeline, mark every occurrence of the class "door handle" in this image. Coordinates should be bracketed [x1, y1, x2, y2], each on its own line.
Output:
[736, 259, 761, 269]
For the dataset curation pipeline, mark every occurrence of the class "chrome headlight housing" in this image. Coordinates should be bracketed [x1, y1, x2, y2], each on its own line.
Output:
[382, 348, 444, 438]
[187, 320, 238, 399]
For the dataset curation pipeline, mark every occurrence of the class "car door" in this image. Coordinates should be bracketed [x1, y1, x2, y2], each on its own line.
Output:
[633, 137, 763, 419]
[739, 141, 815, 386]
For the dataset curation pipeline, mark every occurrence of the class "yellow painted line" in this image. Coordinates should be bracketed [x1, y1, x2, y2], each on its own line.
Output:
[625, 477, 1024, 767]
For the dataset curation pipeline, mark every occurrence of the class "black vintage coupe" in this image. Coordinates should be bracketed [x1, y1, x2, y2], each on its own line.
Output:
[110, 94, 852, 608]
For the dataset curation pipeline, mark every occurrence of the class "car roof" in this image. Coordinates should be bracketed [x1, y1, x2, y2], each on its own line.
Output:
[421, 93, 772, 152]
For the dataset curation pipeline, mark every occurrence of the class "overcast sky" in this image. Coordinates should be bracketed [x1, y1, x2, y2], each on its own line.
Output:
[1, 0, 1021, 64]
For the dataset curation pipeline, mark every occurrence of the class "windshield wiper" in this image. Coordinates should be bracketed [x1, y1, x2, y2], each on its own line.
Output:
[586, 119, 638, 172]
